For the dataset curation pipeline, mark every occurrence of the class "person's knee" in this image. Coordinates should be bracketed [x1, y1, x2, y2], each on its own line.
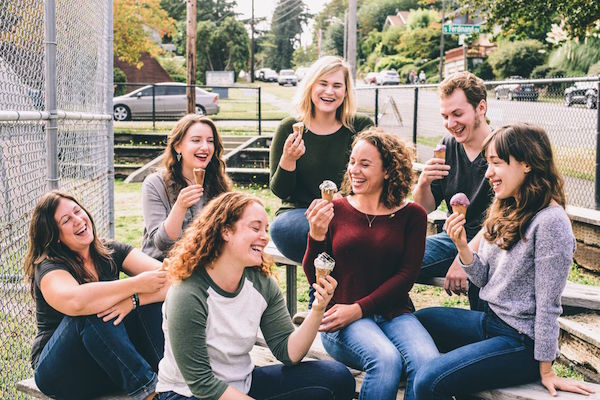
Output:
[364, 348, 403, 379]
[413, 367, 437, 399]
[324, 361, 355, 399]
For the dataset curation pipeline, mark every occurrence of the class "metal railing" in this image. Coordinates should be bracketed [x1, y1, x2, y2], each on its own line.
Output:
[0, 0, 113, 397]
[356, 76, 600, 209]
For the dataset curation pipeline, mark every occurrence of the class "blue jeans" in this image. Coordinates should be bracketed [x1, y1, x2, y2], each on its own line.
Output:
[35, 302, 164, 400]
[321, 313, 440, 400]
[418, 231, 483, 311]
[270, 208, 316, 307]
[159, 360, 355, 400]
[413, 306, 540, 399]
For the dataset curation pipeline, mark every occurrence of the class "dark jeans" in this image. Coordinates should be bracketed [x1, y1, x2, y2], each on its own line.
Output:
[35, 302, 164, 400]
[159, 360, 355, 400]
[418, 231, 483, 311]
[413, 306, 540, 399]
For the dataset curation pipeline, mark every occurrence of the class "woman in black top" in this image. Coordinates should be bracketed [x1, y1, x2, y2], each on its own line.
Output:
[24, 191, 168, 400]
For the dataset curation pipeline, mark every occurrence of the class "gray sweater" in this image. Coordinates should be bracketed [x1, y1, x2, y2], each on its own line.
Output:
[460, 205, 575, 361]
[141, 172, 205, 261]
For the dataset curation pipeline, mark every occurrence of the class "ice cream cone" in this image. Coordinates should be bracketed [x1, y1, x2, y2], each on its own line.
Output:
[314, 252, 335, 286]
[193, 167, 205, 186]
[433, 144, 446, 160]
[319, 180, 338, 202]
[449, 192, 470, 216]
[453, 205, 467, 216]
[293, 122, 304, 137]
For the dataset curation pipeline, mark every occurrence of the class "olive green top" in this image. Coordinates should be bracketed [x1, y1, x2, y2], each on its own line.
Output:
[269, 115, 374, 214]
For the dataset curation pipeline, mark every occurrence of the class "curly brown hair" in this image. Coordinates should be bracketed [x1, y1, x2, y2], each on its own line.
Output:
[167, 192, 274, 281]
[340, 127, 415, 208]
[162, 114, 231, 204]
[482, 123, 566, 249]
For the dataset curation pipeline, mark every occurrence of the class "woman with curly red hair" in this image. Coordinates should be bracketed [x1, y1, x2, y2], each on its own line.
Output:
[155, 192, 355, 400]
[303, 128, 439, 400]
[141, 114, 231, 261]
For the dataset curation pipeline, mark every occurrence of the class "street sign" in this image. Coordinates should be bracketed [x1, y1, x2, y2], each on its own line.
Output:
[443, 24, 481, 35]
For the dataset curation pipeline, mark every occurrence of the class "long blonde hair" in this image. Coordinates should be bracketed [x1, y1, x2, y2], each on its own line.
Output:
[295, 56, 357, 131]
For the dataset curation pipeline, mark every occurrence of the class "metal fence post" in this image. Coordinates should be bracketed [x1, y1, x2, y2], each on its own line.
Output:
[375, 87, 379, 126]
[107, 0, 115, 239]
[596, 75, 600, 210]
[412, 86, 419, 146]
[258, 86, 262, 136]
[45, 0, 58, 190]
[152, 84, 156, 131]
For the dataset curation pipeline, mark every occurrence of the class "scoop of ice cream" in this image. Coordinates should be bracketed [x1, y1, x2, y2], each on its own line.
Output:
[450, 192, 470, 207]
[319, 180, 338, 192]
[434, 144, 446, 153]
[314, 252, 335, 271]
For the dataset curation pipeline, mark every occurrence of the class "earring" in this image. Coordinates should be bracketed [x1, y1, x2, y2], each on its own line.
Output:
[176, 152, 182, 162]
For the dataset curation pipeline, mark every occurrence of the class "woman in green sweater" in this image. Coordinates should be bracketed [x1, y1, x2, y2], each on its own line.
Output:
[269, 56, 373, 267]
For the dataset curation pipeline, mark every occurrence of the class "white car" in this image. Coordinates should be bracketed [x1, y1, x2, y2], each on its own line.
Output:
[376, 70, 400, 85]
[113, 83, 219, 121]
[278, 69, 298, 86]
[256, 68, 278, 82]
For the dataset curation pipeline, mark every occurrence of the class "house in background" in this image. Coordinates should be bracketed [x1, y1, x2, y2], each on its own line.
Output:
[444, 35, 496, 76]
[383, 11, 411, 30]
[114, 53, 172, 85]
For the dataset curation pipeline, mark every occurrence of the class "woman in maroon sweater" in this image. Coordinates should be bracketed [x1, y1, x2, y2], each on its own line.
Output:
[303, 128, 439, 400]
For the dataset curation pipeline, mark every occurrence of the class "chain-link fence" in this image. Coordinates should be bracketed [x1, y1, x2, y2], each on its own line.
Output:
[356, 76, 600, 209]
[0, 0, 113, 397]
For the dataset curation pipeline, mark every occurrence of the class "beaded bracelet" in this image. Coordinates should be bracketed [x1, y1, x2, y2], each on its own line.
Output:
[131, 293, 139, 310]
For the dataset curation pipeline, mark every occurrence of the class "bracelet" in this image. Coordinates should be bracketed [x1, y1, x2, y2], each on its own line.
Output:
[131, 293, 139, 310]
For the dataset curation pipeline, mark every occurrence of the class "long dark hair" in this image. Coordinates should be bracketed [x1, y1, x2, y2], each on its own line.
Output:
[162, 115, 231, 203]
[23, 191, 115, 296]
[482, 123, 566, 249]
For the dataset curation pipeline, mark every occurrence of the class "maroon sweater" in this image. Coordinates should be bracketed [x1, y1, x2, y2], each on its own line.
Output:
[303, 197, 427, 319]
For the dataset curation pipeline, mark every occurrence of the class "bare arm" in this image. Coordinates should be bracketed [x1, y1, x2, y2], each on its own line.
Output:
[40, 268, 167, 316]
[163, 185, 204, 240]
[413, 158, 449, 213]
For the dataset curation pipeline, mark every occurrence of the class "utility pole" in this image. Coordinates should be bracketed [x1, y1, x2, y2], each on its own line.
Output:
[439, 0, 445, 81]
[186, 0, 196, 114]
[347, 0, 357, 80]
[250, 0, 255, 83]
[343, 10, 347, 60]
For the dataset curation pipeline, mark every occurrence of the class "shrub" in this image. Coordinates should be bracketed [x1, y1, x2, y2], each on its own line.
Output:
[473, 60, 494, 80]
[589, 61, 600, 76]
[487, 40, 546, 78]
[375, 55, 415, 72]
[113, 67, 127, 96]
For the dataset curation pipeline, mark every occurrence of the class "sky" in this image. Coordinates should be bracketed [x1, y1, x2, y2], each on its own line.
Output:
[235, 0, 327, 46]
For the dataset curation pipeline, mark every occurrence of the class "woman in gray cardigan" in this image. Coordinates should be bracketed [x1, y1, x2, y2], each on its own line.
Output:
[142, 115, 231, 261]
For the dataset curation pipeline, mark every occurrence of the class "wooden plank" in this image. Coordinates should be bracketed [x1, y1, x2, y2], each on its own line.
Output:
[573, 242, 600, 274]
[17, 378, 129, 400]
[567, 205, 600, 227]
[559, 314, 600, 381]
[562, 282, 600, 311]
[476, 381, 600, 400]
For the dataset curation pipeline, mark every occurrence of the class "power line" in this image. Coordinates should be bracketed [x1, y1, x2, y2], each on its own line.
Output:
[271, 2, 303, 25]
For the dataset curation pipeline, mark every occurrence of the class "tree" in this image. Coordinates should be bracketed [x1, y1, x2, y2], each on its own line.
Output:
[357, 0, 419, 37]
[487, 40, 546, 78]
[160, 0, 237, 22]
[266, 0, 310, 71]
[292, 45, 319, 67]
[406, 8, 439, 30]
[186, 17, 249, 84]
[461, 0, 600, 40]
[322, 22, 345, 56]
[113, 0, 176, 67]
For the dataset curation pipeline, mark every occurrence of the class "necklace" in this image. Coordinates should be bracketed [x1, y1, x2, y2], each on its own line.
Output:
[365, 213, 377, 228]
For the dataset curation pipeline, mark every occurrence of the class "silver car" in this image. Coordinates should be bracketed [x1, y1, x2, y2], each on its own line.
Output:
[113, 83, 219, 121]
[278, 69, 298, 86]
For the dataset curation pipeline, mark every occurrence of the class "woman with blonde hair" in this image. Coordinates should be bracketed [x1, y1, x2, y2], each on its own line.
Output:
[155, 192, 355, 400]
[304, 128, 439, 400]
[269, 56, 373, 269]
[141, 114, 231, 261]
[25, 191, 168, 400]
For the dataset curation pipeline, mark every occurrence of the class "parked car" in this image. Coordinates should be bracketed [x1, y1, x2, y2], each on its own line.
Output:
[278, 69, 298, 86]
[376, 70, 400, 85]
[255, 68, 278, 82]
[564, 81, 598, 109]
[494, 76, 538, 101]
[112, 83, 219, 121]
[364, 72, 378, 85]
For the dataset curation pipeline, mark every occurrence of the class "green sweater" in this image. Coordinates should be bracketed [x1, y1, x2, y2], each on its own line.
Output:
[156, 267, 294, 399]
[269, 115, 374, 213]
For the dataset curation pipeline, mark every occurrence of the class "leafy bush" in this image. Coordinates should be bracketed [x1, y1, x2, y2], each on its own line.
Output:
[407, 8, 440, 30]
[487, 40, 545, 78]
[113, 67, 127, 96]
[549, 38, 600, 76]
[473, 60, 494, 80]
[589, 61, 600, 76]
[375, 55, 415, 72]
